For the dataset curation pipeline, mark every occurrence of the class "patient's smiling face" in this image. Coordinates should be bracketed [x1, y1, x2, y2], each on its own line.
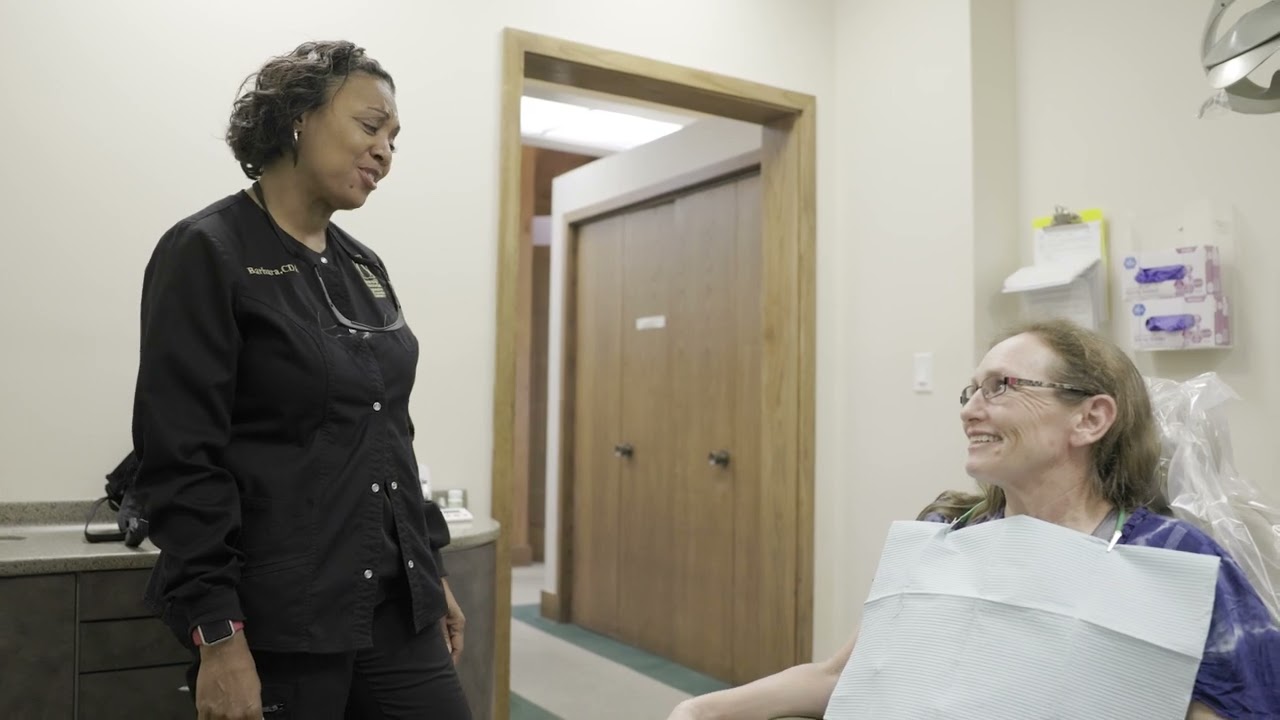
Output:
[960, 333, 1086, 488]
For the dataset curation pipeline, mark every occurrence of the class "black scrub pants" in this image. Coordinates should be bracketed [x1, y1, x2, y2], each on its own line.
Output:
[188, 576, 472, 719]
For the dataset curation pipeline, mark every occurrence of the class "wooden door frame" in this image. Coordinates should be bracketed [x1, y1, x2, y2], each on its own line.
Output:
[491, 28, 815, 717]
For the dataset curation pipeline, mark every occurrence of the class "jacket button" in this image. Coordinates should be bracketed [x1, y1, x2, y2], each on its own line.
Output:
[407, 560, 415, 569]
[373, 402, 382, 412]
[371, 483, 380, 493]
[390, 482, 398, 490]
[363, 569, 373, 579]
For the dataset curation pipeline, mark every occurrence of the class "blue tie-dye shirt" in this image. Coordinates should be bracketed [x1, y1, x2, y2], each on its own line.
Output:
[922, 506, 1280, 719]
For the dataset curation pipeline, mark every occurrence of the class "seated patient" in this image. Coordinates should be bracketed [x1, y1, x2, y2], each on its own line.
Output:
[667, 319, 1279, 720]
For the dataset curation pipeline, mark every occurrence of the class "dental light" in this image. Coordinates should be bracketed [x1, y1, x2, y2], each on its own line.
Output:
[1202, 0, 1280, 114]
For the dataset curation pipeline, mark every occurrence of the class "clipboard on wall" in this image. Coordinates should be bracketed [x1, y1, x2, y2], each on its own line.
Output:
[1034, 207, 1108, 326]
[1031, 206, 1108, 268]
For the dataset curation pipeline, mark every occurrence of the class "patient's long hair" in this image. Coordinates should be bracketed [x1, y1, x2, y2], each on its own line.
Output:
[918, 319, 1165, 522]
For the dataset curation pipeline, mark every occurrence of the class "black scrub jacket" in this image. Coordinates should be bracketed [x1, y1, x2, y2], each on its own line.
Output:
[131, 190, 450, 653]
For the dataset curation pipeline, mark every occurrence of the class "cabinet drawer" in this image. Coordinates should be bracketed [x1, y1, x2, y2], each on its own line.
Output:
[79, 618, 191, 673]
[0, 575, 75, 719]
[79, 569, 152, 621]
[78, 664, 192, 720]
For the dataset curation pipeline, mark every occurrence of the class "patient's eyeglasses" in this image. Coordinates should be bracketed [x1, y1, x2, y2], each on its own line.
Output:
[959, 376, 1096, 406]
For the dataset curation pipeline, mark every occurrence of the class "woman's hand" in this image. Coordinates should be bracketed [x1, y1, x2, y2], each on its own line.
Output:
[441, 578, 466, 664]
[666, 699, 708, 720]
[195, 632, 262, 720]
[1186, 701, 1225, 719]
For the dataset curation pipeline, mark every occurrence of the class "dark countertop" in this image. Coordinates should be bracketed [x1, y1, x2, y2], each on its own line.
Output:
[0, 502, 499, 578]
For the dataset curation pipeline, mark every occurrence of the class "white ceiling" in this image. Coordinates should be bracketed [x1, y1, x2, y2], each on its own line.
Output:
[520, 80, 702, 156]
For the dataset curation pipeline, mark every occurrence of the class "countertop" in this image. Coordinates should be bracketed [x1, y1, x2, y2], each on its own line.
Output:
[0, 501, 500, 578]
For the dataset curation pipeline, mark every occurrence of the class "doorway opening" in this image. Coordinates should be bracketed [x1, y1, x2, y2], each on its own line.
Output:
[492, 28, 816, 719]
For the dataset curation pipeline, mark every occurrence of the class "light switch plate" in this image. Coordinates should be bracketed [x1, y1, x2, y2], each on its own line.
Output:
[914, 352, 933, 393]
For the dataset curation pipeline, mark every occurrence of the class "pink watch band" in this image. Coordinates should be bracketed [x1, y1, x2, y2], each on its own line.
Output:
[192, 620, 244, 646]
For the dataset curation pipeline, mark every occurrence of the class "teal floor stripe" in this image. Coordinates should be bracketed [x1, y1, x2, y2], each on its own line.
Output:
[512, 604, 731, 697]
[511, 691, 561, 720]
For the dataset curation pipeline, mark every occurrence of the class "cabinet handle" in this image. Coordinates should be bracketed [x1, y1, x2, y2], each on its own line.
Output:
[613, 443, 634, 459]
[708, 450, 731, 468]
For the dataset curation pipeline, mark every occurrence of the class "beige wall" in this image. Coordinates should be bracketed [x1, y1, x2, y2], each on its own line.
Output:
[0, 0, 837, 519]
[3, 0, 1275, 666]
[819, 0, 1280, 657]
[1014, 0, 1280, 497]
[824, 0, 988, 659]
[971, 0, 1021, 362]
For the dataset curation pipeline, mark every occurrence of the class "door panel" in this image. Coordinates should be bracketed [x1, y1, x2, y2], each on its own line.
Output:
[570, 172, 771, 684]
[616, 202, 679, 656]
[667, 180, 741, 680]
[570, 215, 625, 637]
[730, 174, 781, 683]
[529, 246, 552, 561]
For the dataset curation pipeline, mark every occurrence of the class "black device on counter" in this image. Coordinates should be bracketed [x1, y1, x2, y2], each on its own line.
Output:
[84, 452, 149, 547]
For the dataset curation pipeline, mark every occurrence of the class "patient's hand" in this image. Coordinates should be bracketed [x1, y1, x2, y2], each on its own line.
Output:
[1187, 701, 1225, 719]
[666, 699, 706, 720]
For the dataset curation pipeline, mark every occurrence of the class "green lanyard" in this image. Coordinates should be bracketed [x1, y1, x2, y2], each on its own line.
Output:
[1107, 508, 1129, 552]
[952, 505, 1128, 550]
[951, 504, 983, 528]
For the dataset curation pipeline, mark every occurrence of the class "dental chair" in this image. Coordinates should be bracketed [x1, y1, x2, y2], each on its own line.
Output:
[765, 372, 1280, 720]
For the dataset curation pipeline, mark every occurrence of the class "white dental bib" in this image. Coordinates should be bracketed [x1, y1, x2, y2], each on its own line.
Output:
[826, 516, 1219, 719]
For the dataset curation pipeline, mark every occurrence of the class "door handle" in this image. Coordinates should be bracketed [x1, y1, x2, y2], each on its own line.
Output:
[614, 443, 634, 459]
[708, 450, 731, 468]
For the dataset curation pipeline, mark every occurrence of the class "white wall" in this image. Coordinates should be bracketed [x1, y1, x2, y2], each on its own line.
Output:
[817, 3, 1280, 662]
[541, 117, 762, 596]
[9, 0, 1267, 671]
[1014, 0, 1280, 499]
[0, 1, 837, 528]
[971, 0, 1021, 363]
[824, 0, 985, 659]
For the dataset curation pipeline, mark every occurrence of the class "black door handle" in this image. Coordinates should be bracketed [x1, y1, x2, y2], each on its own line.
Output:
[614, 443, 634, 459]
[708, 450, 731, 468]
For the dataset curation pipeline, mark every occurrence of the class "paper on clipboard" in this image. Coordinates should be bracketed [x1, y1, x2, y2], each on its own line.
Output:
[1035, 221, 1104, 265]
[1031, 208, 1106, 261]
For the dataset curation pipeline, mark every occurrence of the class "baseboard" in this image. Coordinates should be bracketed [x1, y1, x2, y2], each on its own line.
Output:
[540, 590, 567, 622]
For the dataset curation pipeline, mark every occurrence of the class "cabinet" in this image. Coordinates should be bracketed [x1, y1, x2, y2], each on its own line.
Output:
[443, 541, 496, 720]
[0, 574, 76, 719]
[76, 569, 192, 718]
[0, 570, 192, 719]
[0, 537, 498, 719]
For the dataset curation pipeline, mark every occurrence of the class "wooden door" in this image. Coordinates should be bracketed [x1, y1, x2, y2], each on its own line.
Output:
[729, 174, 776, 684]
[570, 214, 625, 637]
[570, 172, 765, 684]
[664, 179, 743, 680]
[615, 201, 679, 657]
[528, 245, 551, 561]
[516, 146, 597, 567]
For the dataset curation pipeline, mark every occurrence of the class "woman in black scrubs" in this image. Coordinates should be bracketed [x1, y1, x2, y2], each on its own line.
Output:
[130, 40, 470, 720]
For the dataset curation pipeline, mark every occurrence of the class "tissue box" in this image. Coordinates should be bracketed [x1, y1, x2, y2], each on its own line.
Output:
[1121, 246, 1220, 300]
[1130, 295, 1231, 351]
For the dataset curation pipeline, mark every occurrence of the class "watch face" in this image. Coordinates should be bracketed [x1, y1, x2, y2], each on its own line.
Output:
[199, 621, 234, 645]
